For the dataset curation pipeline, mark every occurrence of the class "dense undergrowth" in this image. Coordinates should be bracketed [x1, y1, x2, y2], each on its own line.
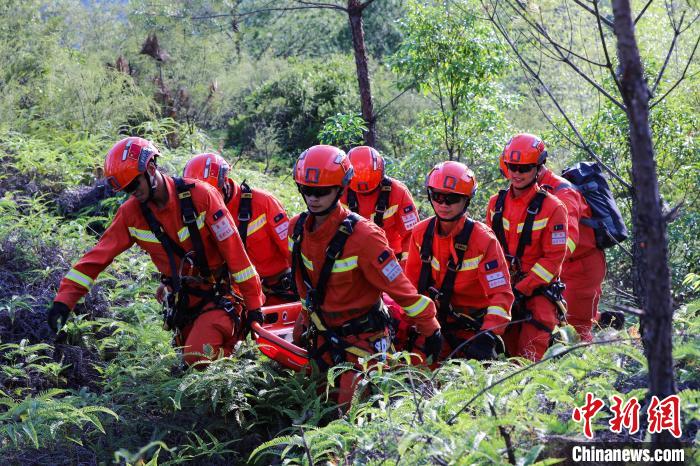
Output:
[0, 127, 698, 465]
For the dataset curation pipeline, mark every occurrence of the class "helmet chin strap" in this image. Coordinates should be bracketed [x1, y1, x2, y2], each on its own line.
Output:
[143, 171, 158, 203]
[519, 165, 541, 190]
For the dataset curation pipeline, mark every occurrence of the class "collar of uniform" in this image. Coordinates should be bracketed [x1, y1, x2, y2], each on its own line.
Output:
[305, 204, 349, 241]
[538, 166, 555, 187]
[435, 214, 469, 239]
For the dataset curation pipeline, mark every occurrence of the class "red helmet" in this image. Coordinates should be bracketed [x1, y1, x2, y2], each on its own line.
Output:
[183, 153, 230, 190]
[104, 137, 160, 191]
[347, 146, 384, 192]
[426, 161, 477, 197]
[294, 145, 354, 187]
[499, 133, 547, 177]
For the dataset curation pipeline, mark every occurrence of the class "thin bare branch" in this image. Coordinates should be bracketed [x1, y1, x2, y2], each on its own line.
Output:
[634, 0, 654, 25]
[295, 0, 347, 11]
[651, 11, 686, 96]
[483, 3, 632, 189]
[594, 0, 623, 94]
[504, 0, 627, 109]
[650, 32, 700, 108]
[572, 0, 614, 28]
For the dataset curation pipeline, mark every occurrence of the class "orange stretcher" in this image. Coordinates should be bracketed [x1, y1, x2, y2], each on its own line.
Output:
[252, 302, 310, 371]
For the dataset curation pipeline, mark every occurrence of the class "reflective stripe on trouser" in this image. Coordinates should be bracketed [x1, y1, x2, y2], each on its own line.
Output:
[179, 309, 239, 367]
[502, 295, 558, 361]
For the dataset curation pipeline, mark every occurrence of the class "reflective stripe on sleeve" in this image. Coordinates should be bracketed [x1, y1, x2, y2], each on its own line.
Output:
[332, 256, 358, 273]
[232, 265, 256, 283]
[65, 268, 94, 290]
[567, 237, 576, 254]
[531, 262, 554, 283]
[517, 218, 548, 233]
[128, 227, 159, 243]
[403, 295, 431, 317]
[247, 214, 267, 237]
[487, 305, 510, 320]
[460, 255, 483, 271]
[177, 211, 207, 242]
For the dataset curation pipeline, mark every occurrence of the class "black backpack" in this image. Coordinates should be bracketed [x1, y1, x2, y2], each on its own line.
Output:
[561, 162, 628, 249]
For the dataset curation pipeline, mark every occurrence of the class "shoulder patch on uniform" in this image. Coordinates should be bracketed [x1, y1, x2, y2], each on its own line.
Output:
[273, 213, 284, 223]
[212, 216, 235, 241]
[484, 259, 498, 271]
[403, 205, 414, 213]
[554, 224, 564, 231]
[382, 259, 402, 282]
[213, 209, 225, 221]
[377, 250, 391, 264]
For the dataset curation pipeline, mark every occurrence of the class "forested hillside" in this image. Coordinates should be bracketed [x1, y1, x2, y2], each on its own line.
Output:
[0, 0, 697, 464]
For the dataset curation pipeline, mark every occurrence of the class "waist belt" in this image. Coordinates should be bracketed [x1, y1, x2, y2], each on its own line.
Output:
[325, 301, 386, 337]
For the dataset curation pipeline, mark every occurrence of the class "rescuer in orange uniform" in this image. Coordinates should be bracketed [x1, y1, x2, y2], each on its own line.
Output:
[527, 136, 607, 342]
[183, 153, 295, 305]
[339, 146, 419, 263]
[405, 162, 514, 361]
[46, 137, 265, 366]
[289, 145, 442, 406]
[487, 135, 568, 361]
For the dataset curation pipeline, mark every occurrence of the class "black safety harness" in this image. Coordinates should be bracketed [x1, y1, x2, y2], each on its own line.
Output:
[290, 211, 388, 369]
[415, 217, 486, 351]
[346, 177, 393, 228]
[140, 177, 238, 332]
[236, 181, 253, 247]
[491, 188, 567, 334]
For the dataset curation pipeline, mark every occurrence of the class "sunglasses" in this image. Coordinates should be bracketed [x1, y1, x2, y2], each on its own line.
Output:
[429, 190, 466, 206]
[298, 185, 336, 197]
[506, 163, 537, 174]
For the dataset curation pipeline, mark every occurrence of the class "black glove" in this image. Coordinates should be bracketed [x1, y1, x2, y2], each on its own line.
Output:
[47, 302, 71, 332]
[246, 308, 264, 328]
[423, 329, 443, 363]
[598, 310, 625, 330]
[463, 331, 497, 361]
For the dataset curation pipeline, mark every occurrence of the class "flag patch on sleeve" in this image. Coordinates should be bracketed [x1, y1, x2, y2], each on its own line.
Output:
[213, 209, 225, 221]
[484, 259, 499, 271]
[377, 250, 391, 264]
[554, 224, 564, 231]
[274, 213, 285, 223]
[403, 205, 414, 213]
[382, 260, 402, 282]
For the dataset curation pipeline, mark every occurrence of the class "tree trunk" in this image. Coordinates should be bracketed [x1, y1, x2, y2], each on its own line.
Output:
[611, 0, 676, 444]
[347, 0, 376, 147]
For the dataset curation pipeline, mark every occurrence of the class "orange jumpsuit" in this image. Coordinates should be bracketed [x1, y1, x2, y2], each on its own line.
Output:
[539, 168, 606, 341]
[340, 178, 419, 262]
[486, 184, 568, 361]
[405, 216, 514, 360]
[224, 180, 293, 305]
[289, 206, 439, 405]
[55, 176, 264, 365]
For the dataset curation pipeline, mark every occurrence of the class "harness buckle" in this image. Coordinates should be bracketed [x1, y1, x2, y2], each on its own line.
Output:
[178, 191, 192, 199]
[238, 212, 252, 222]
[527, 205, 541, 215]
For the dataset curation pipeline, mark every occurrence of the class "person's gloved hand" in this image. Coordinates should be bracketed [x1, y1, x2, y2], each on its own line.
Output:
[47, 302, 71, 332]
[463, 331, 497, 361]
[423, 329, 443, 363]
[598, 310, 625, 330]
[245, 308, 264, 328]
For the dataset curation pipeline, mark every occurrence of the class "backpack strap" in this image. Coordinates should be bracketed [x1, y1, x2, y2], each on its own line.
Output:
[314, 213, 361, 308]
[417, 217, 437, 294]
[237, 181, 253, 247]
[290, 211, 310, 298]
[491, 190, 509, 257]
[373, 178, 393, 228]
[514, 190, 547, 261]
[437, 219, 475, 314]
[174, 177, 213, 280]
[346, 188, 359, 213]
